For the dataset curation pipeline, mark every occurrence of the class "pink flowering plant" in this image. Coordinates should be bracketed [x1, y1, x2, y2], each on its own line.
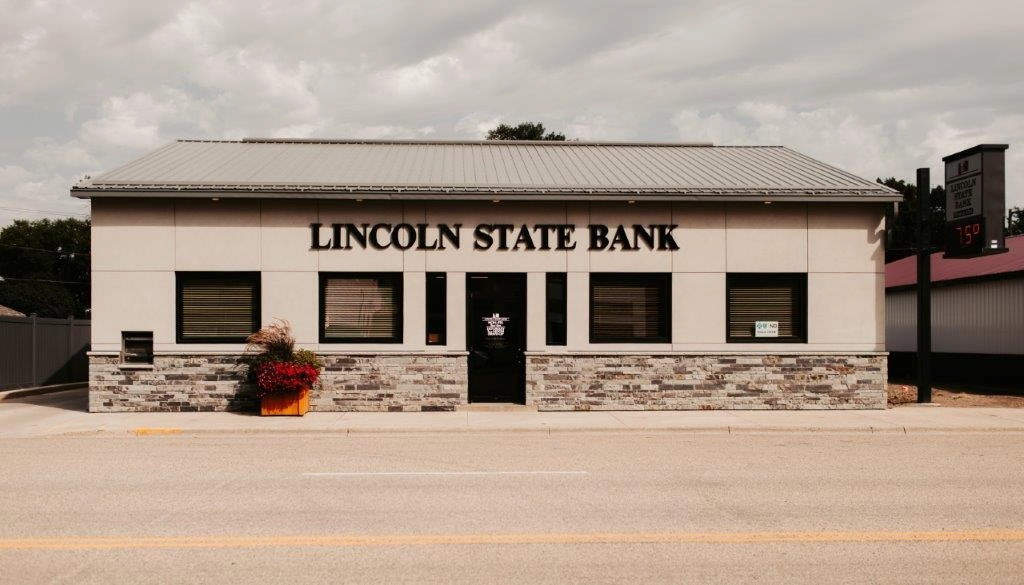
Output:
[240, 319, 323, 398]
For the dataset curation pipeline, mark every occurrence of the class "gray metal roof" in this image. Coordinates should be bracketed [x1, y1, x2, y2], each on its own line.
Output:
[72, 139, 900, 202]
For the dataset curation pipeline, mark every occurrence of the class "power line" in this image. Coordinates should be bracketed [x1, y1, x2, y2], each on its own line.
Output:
[0, 243, 90, 256]
[0, 206, 90, 218]
[0, 276, 88, 285]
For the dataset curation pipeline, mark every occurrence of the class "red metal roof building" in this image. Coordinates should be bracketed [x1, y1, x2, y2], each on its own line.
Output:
[885, 235, 1024, 386]
[886, 235, 1024, 289]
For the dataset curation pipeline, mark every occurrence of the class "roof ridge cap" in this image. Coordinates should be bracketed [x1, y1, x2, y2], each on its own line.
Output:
[168, 138, 723, 147]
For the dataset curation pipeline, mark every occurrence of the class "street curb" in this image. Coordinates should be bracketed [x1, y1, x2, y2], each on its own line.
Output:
[53, 426, 1024, 438]
[0, 383, 87, 401]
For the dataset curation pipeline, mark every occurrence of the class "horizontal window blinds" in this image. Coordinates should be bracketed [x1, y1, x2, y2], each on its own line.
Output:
[180, 276, 257, 340]
[591, 275, 669, 342]
[727, 275, 805, 341]
[323, 276, 400, 340]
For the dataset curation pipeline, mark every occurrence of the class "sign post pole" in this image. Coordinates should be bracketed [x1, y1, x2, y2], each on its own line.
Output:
[915, 168, 932, 404]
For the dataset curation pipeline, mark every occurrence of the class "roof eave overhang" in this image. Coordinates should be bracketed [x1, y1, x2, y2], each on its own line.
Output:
[72, 187, 903, 203]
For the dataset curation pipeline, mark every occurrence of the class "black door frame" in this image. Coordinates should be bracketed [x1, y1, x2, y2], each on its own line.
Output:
[466, 272, 527, 404]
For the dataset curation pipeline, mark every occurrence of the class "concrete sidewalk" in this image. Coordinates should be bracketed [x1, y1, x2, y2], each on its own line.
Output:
[3, 388, 1024, 438]
[0, 382, 87, 399]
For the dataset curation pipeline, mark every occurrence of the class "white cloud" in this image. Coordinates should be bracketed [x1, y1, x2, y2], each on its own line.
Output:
[671, 111, 750, 146]
[0, 165, 34, 186]
[145, 1, 224, 55]
[376, 55, 464, 96]
[24, 139, 98, 170]
[0, 168, 89, 227]
[340, 124, 427, 140]
[79, 90, 189, 150]
[454, 113, 504, 138]
[267, 124, 319, 139]
[0, 27, 49, 104]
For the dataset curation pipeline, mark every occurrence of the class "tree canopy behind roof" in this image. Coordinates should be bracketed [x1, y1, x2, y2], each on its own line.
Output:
[485, 122, 566, 141]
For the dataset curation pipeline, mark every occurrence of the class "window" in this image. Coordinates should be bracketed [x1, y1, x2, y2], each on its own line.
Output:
[726, 273, 807, 343]
[590, 273, 670, 343]
[425, 272, 446, 345]
[546, 273, 567, 346]
[176, 272, 259, 343]
[320, 273, 402, 343]
[121, 331, 153, 364]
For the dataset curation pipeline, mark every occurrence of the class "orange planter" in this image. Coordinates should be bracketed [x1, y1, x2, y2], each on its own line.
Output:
[260, 387, 310, 416]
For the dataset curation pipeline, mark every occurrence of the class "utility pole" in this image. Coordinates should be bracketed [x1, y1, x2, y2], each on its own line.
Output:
[915, 168, 932, 403]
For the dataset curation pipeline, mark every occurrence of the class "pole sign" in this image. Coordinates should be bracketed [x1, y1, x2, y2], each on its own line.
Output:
[943, 144, 1009, 258]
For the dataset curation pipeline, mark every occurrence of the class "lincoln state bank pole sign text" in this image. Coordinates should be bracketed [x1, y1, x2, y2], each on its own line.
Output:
[309, 223, 680, 251]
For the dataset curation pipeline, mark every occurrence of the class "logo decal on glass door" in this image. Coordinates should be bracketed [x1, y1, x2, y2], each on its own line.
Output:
[482, 313, 510, 337]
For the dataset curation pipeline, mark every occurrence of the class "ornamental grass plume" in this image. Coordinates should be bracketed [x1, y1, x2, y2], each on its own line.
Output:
[245, 319, 295, 361]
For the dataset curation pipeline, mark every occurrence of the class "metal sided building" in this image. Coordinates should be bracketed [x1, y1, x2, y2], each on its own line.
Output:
[72, 139, 901, 412]
[886, 235, 1024, 387]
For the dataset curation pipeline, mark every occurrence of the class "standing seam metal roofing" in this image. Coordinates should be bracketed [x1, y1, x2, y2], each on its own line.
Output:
[72, 139, 901, 201]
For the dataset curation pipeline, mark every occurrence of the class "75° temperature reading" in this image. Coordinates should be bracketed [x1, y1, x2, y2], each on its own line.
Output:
[955, 221, 981, 246]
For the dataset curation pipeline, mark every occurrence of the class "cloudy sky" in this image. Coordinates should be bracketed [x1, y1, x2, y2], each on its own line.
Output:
[1, 0, 1022, 227]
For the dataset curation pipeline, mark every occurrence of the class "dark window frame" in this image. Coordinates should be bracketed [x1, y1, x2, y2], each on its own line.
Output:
[175, 272, 260, 344]
[425, 272, 447, 346]
[589, 273, 671, 344]
[319, 272, 404, 344]
[726, 273, 807, 343]
[545, 272, 567, 346]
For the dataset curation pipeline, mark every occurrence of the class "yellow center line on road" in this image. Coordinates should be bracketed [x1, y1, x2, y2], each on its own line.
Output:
[131, 428, 183, 436]
[2, 531, 1024, 550]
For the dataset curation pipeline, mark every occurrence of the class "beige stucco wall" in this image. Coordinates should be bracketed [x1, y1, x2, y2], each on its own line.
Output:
[90, 198, 886, 354]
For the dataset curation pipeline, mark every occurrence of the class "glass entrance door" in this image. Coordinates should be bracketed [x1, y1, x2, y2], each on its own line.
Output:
[466, 273, 526, 403]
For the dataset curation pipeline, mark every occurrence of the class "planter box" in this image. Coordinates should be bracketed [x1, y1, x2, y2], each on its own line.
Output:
[260, 388, 310, 416]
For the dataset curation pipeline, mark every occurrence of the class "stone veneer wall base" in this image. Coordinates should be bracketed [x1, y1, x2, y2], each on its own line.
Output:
[90, 353, 885, 413]
[89, 354, 468, 413]
[526, 354, 887, 410]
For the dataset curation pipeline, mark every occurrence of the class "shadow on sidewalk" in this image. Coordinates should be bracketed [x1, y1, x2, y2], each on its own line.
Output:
[6, 386, 88, 413]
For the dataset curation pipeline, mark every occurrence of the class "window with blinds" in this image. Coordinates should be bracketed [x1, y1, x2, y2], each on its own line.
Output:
[590, 273, 670, 343]
[726, 273, 807, 343]
[320, 273, 402, 343]
[176, 273, 259, 343]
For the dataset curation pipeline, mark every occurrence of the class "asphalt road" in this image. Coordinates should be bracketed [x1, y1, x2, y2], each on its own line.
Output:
[2, 432, 1023, 584]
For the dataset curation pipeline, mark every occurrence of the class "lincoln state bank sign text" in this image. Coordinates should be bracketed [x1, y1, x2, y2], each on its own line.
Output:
[310, 223, 680, 251]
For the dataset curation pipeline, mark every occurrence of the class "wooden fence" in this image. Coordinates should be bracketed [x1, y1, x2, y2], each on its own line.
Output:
[0, 315, 90, 390]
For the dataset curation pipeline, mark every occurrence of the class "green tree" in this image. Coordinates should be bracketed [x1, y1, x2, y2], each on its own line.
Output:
[0, 218, 90, 318]
[485, 122, 566, 141]
[1007, 207, 1024, 236]
[879, 177, 947, 263]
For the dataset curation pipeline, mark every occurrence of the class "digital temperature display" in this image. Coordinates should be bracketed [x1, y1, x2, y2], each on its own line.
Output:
[945, 218, 985, 257]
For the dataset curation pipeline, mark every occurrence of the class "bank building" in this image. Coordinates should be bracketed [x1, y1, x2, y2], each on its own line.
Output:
[74, 139, 900, 412]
